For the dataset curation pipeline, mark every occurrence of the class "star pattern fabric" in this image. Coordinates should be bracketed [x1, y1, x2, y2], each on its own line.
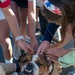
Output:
[46, 1, 51, 7]
[44, 0, 62, 15]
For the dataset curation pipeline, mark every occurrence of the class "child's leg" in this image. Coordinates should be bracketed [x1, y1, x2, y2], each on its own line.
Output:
[0, 19, 13, 63]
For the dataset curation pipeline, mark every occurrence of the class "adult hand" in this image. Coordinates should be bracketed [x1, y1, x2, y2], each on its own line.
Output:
[46, 54, 58, 63]
[42, 70, 50, 75]
[37, 41, 50, 54]
[46, 48, 70, 57]
[30, 38, 38, 52]
[17, 40, 33, 54]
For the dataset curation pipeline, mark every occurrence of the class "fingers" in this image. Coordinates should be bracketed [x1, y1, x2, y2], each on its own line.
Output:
[25, 44, 34, 54]
[40, 48, 45, 54]
[46, 54, 58, 63]
[37, 46, 43, 54]
[46, 51, 53, 54]
[30, 41, 38, 52]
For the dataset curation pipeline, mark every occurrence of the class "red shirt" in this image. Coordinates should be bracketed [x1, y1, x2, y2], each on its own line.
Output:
[0, 0, 10, 8]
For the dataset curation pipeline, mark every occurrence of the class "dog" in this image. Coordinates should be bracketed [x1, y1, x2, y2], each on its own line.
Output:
[19, 54, 53, 75]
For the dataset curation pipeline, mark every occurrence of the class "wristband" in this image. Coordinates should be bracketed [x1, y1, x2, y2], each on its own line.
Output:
[15, 35, 24, 41]
[25, 35, 31, 43]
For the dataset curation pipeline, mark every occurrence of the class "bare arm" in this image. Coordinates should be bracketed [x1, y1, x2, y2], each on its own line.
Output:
[2, 5, 21, 38]
[28, 1, 36, 40]
[2, 5, 33, 53]
[28, 1, 38, 49]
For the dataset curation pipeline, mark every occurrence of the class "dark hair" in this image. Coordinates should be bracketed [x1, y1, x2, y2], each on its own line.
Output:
[61, 0, 75, 42]
[42, 0, 75, 46]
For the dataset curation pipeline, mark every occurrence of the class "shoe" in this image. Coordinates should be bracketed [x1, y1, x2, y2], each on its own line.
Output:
[67, 67, 75, 75]
[13, 45, 21, 60]
[67, 70, 75, 75]
[11, 72, 18, 75]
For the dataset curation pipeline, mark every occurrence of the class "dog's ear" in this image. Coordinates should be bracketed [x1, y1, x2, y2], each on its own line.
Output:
[19, 53, 27, 62]
[43, 54, 54, 74]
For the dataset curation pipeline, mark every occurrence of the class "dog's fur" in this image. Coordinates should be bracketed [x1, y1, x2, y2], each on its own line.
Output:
[19, 54, 53, 75]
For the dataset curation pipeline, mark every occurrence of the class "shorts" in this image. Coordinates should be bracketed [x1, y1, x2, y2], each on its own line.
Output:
[0, 0, 10, 8]
[11, 0, 28, 8]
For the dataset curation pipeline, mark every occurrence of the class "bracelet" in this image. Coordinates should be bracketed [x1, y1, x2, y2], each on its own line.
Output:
[15, 35, 24, 41]
[25, 36, 31, 43]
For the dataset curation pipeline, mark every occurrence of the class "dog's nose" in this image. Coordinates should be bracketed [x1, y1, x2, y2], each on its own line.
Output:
[26, 63, 34, 70]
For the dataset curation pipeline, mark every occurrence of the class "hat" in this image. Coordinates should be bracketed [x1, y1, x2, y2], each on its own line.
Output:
[44, 0, 62, 15]
[0, 0, 10, 8]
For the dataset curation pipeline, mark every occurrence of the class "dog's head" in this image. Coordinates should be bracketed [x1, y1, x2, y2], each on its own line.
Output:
[19, 54, 53, 75]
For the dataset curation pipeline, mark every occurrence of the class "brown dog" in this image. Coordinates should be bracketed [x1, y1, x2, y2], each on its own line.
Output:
[19, 54, 53, 75]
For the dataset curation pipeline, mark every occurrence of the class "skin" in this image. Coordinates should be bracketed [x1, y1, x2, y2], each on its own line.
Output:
[10, 1, 38, 50]
[37, 12, 73, 75]
[0, 19, 12, 60]
[37, 24, 73, 54]
[1, 5, 33, 53]
[28, 1, 38, 50]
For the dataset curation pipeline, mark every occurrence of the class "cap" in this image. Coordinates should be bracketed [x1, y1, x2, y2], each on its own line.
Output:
[0, 0, 10, 8]
[44, 0, 62, 15]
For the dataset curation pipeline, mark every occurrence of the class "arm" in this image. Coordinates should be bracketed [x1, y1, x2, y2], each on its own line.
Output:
[2, 5, 33, 53]
[2, 5, 21, 38]
[43, 23, 59, 42]
[28, 1, 38, 49]
[37, 23, 59, 53]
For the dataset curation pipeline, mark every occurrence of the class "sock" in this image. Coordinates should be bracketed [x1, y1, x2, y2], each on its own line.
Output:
[5, 57, 13, 63]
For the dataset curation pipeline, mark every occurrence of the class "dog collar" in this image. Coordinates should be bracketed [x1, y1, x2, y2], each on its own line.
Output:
[44, 0, 62, 15]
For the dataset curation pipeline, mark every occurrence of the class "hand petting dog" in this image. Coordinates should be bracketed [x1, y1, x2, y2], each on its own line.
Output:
[19, 53, 53, 75]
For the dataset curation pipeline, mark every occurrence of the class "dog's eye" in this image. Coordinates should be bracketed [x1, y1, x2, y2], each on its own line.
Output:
[36, 62, 43, 66]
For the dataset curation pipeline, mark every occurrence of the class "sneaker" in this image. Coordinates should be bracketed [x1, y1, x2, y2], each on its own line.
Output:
[67, 67, 75, 75]
[13, 45, 21, 60]
[67, 71, 75, 75]
[11, 72, 18, 75]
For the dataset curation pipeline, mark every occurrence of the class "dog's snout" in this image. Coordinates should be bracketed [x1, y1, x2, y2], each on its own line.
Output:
[26, 63, 34, 70]
[27, 63, 34, 68]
